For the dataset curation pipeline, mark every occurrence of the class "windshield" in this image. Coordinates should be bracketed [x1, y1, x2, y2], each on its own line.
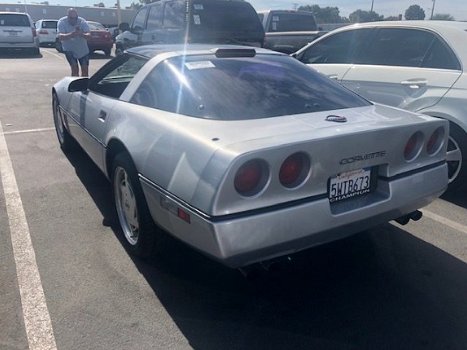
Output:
[132, 53, 370, 119]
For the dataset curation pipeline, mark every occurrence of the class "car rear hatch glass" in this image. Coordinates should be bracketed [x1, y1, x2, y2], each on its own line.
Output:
[0, 14, 33, 43]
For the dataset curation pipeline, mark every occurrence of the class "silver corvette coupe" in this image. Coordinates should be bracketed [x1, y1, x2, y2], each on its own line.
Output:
[52, 45, 448, 268]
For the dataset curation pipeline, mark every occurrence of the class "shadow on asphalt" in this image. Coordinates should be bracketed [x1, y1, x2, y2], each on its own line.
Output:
[65, 148, 467, 350]
[441, 185, 467, 209]
[0, 50, 42, 59]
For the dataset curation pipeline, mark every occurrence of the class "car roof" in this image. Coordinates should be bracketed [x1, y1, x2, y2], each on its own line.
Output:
[127, 44, 283, 59]
[322, 20, 467, 65]
[0, 11, 29, 16]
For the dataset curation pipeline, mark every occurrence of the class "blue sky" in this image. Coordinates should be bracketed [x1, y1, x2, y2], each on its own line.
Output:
[2, 0, 466, 20]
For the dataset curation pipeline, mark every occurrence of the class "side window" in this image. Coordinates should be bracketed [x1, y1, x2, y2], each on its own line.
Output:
[89, 55, 147, 99]
[132, 7, 148, 30]
[299, 29, 372, 64]
[163, 1, 184, 28]
[422, 38, 461, 70]
[147, 3, 162, 28]
[360, 28, 434, 67]
[131, 64, 166, 109]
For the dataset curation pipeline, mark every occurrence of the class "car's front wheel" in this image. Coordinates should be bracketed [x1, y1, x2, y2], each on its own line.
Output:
[52, 93, 76, 152]
[112, 152, 159, 258]
[446, 123, 467, 190]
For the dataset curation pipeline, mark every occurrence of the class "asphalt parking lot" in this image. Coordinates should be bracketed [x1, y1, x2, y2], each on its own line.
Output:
[1, 48, 467, 350]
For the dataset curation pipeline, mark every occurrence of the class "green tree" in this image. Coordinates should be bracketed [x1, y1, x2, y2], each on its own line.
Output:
[298, 5, 345, 24]
[432, 13, 455, 20]
[349, 10, 383, 23]
[404, 4, 425, 20]
[384, 15, 402, 21]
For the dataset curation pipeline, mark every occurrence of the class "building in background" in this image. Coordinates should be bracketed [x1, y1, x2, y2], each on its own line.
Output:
[0, 3, 135, 27]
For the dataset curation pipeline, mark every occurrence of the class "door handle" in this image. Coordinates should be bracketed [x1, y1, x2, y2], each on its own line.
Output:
[401, 80, 427, 88]
[98, 110, 107, 121]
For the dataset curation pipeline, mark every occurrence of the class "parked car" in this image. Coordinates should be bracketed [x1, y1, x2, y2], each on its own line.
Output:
[294, 21, 467, 190]
[0, 11, 40, 55]
[258, 10, 323, 54]
[115, 0, 264, 56]
[35, 19, 58, 47]
[56, 20, 113, 56]
[86, 21, 113, 56]
[52, 44, 448, 268]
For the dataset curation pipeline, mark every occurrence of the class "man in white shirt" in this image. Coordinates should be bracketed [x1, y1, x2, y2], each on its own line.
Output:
[57, 8, 91, 77]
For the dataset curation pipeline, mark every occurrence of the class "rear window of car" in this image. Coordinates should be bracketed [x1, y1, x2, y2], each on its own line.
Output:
[191, 1, 263, 33]
[267, 13, 317, 32]
[41, 20, 57, 29]
[131, 53, 370, 119]
[0, 14, 30, 27]
[88, 22, 106, 31]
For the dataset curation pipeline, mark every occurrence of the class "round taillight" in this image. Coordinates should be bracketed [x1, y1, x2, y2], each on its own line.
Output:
[234, 159, 267, 196]
[279, 152, 310, 188]
[426, 127, 445, 155]
[404, 132, 423, 161]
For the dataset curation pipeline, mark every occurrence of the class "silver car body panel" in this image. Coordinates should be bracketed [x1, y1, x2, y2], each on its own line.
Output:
[53, 45, 449, 267]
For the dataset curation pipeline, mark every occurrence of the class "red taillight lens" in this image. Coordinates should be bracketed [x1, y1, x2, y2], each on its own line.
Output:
[279, 152, 310, 188]
[234, 159, 266, 196]
[427, 127, 445, 155]
[404, 132, 423, 161]
[32, 28, 37, 37]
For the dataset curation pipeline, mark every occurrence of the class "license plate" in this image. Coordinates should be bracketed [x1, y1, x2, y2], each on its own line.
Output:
[8, 31, 18, 36]
[329, 168, 371, 203]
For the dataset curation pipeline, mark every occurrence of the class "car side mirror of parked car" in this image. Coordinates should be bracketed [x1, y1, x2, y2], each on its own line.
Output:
[119, 22, 130, 32]
[68, 78, 89, 92]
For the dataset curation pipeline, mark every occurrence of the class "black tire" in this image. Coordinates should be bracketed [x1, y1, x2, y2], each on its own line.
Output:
[55, 40, 63, 53]
[112, 152, 159, 258]
[104, 48, 111, 57]
[115, 44, 124, 56]
[446, 123, 467, 191]
[52, 93, 77, 152]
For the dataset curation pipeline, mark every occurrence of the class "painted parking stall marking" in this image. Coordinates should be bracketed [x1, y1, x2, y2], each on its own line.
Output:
[0, 121, 57, 350]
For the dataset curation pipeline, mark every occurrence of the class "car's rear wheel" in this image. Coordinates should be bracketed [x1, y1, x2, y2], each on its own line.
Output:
[115, 44, 124, 56]
[446, 123, 467, 190]
[52, 93, 76, 152]
[112, 152, 159, 258]
[55, 39, 63, 53]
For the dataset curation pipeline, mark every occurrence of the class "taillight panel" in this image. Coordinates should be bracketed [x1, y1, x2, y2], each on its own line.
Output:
[404, 131, 424, 161]
[426, 127, 445, 156]
[234, 159, 269, 197]
[279, 152, 311, 188]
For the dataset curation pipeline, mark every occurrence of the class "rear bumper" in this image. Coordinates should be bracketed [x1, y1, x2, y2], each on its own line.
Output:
[141, 163, 447, 268]
[0, 41, 38, 49]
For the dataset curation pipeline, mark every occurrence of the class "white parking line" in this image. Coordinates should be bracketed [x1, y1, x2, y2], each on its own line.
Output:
[422, 208, 467, 235]
[0, 121, 57, 350]
[41, 48, 64, 60]
[3, 127, 55, 135]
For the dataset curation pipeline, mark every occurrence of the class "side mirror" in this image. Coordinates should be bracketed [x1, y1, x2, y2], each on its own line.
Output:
[68, 78, 89, 92]
[119, 22, 130, 32]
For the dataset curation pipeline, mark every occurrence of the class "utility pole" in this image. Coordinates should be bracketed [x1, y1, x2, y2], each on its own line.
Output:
[116, 0, 122, 26]
[430, 0, 436, 19]
[370, 0, 374, 12]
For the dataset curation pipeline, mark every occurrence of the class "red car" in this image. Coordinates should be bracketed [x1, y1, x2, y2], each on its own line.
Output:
[86, 21, 113, 56]
[55, 20, 113, 56]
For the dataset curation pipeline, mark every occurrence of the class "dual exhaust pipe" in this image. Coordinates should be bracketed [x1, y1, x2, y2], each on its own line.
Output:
[395, 210, 423, 225]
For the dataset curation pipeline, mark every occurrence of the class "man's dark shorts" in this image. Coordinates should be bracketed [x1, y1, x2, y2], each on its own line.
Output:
[64, 51, 89, 66]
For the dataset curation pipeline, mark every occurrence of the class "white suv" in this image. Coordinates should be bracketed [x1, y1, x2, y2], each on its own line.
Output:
[35, 19, 58, 47]
[295, 21, 467, 190]
[0, 12, 39, 55]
